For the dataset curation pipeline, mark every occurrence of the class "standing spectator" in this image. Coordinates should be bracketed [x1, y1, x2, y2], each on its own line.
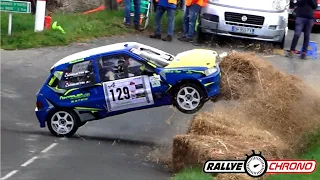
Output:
[178, 0, 207, 42]
[124, 0, 142, 31]
[287, 0, 317, 59]
[149, 0, 177, 42]
[153, 0, 158, 12]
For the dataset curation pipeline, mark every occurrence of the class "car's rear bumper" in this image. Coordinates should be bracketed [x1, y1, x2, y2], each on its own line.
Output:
[199, 69, 221, 98]
[35, 107, 47, 128]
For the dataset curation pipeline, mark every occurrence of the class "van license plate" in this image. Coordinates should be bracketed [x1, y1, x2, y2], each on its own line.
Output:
[232, 26, 254, 34]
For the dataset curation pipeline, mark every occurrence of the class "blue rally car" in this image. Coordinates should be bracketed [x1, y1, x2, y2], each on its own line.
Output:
[35, 42, 221, 137]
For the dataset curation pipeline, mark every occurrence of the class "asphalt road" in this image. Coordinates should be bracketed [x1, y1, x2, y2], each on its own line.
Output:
[1, 30, 319, 180]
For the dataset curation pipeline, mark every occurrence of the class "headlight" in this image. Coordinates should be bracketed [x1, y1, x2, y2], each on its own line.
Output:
[272, 0, 289, 11]
[204, 67, 218, 76]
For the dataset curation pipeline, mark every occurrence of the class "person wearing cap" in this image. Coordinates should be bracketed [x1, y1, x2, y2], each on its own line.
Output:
[178, 0, 207, 42]
[149, 0, 178, 42]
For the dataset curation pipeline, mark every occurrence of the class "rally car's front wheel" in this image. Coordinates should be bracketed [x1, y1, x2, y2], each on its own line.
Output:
[47, 109, 80, 137]
[173, 83, 206, 114]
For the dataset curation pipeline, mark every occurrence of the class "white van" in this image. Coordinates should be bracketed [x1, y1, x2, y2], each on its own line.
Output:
[199, 0, 290, 48]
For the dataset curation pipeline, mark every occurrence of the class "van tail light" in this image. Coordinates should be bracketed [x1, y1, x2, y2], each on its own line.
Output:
[36, 101, 43, 109]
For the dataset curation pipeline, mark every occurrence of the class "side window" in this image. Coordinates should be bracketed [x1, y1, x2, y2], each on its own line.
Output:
[59, 60, 96, 89]
[97, 54, 154, 82]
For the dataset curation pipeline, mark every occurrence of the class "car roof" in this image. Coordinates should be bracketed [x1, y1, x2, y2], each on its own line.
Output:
[50, 42, 139, 70]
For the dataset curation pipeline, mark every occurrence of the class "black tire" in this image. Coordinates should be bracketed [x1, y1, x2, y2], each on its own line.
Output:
[173, 83, 206, 114]
[279, 33, 286, 49]
[80, 121, 87, 126]
[46, 109, 80, 137]
[195, 25, 206, 44]
[312, 25, 320, 33]
[273, 32, 286, 49]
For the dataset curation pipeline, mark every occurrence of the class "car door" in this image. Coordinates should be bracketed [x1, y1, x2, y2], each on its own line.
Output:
[96, 52, 170, 115]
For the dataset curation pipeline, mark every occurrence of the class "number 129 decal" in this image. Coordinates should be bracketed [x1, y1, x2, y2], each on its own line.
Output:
[103, 75, 155, 112]
[109, 87, 131, 101]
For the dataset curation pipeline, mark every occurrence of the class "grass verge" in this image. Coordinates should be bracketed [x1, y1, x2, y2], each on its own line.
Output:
[266, 130, 320, 180]
[0, 9, 183, 50]
[171, 166, 214, 180]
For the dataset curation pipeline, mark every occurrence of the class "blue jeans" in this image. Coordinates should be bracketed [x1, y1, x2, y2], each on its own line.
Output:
[290, 17, 314, 53]
[183, 4, 201, 39]
[125, 0, 140, 25]
[155, 6, 175, 36]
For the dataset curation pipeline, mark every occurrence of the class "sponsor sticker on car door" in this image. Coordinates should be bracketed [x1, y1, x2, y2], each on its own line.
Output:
[103, 75, 154, 112]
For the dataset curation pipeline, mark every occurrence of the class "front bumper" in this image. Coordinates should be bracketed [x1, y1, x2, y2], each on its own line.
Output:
[199, 69, 221, 98]
[200, 3, 288, 43]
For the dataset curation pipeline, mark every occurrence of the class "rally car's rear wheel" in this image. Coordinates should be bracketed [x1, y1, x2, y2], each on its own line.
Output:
[47, 109, 80, 137]
[173, 83, 206, 114]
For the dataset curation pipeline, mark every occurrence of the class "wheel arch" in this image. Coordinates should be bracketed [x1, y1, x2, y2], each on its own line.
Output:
[44, 103, 80, 124]
[170, 79, 208, 99]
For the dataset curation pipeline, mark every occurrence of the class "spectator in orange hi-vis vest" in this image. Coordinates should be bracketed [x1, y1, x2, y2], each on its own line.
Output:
[149, 0, 178, 42]
[178, 0, 208, 42]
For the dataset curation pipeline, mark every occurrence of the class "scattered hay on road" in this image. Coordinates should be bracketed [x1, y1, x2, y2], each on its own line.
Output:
[169, 51, 320, 179]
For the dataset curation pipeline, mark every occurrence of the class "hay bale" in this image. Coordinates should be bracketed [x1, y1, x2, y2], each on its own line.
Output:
[218, 52, 320, 147]
[172, 133, 285, 172]
[171, 52, 320, 179]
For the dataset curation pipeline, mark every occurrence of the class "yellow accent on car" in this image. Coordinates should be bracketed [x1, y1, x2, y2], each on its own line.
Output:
[48, 76, 57, 86]
[69, 58, 84, 64]
[64, 88, 79, 95]
[75, 107, 102, 111]
[165, 49, 217, 68]
[140, 65, 146, 71]
[204, 82, 214, 86]
[166, 84, 172, 93]
[147, 62, 156, 68]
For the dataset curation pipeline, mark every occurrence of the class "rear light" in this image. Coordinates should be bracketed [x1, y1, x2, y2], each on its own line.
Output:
[36, 101, 43, 109]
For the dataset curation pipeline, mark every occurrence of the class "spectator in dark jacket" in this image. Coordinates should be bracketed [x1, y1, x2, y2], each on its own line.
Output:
[287, 0, 318, 59]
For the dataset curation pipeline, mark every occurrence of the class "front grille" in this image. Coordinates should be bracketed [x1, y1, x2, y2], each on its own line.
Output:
[225, 12, 265, 26]
[202, 13, 219, 22]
